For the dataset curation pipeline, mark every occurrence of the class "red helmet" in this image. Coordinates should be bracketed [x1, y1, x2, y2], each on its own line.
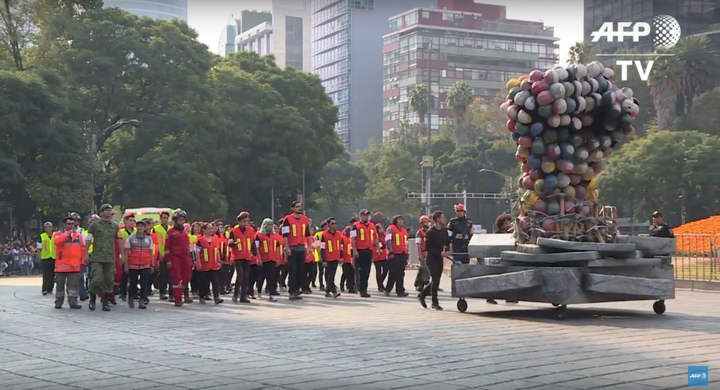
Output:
[454, 204, 466, 212]
[418, 215, 429, 223]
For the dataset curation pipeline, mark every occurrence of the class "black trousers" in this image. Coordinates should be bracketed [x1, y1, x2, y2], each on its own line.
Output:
[317, 262, 325, 286]
[232, 260, 250, 300]
[199, 270, 220, 299]
[157, 260, 170, 294]
[324, 261, 339, 294]
[221, 263, 234, 290]
[374, 259, 388, 290]
[262, 261, 278, 296]
[355, 249, 373, 293]
[40, 258, 55, 293]
[421, 256, 444, 305]
[274, 264, 283, 288]
[385, 254, 408, 295]
[341, 263, 356, 291]
[128, 268, 152, 302]
[190, 269, 200, 294]
[119, 270, 128, 297]
[304, 262, 315, 290]
[248, 264, 259, 295]
[279, 262, 289, 287]
[287, 249, 305, 295]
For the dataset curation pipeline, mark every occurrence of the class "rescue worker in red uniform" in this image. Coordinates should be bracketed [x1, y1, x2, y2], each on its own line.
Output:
[165, 210, 193, 306]
[384, 215, 410, 297]
[228, 211, 256, 303]
[195, 222, 224, 305]
[320, 217, 343, 298]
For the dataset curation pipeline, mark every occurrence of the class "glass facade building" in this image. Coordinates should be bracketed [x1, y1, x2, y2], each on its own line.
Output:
[584, 0, 720, 53]
[104, 0, 187, 21]
[285, 16, 304, 69]
[311, 0, 435, 153]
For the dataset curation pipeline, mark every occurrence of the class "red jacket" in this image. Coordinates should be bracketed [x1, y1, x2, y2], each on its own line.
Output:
[164, 225, 190, 262]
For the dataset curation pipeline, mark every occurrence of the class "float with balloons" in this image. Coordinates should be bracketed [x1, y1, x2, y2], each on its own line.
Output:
[500, 61, 639, 243]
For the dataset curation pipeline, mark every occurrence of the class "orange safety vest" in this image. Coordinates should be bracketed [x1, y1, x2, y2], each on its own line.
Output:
[283, 214, 309, 247]
[373, 235, 387, 261]
[127, 234, 153, 270]
[230, 226, 255, 261]
[416, 228, 427, 254]
[342, 235, 352, 263]
[150, 232, 159, 267]
[255, 232, 278, 262]
[54, 232, 84, 273]
[217, 234, 231, 265]
[273, 233, 285, 265]
[321, 230, 343, 262]
[197, 235, 221, 271]
[388, 225, 409, 255]
[352, 221, 376, 250]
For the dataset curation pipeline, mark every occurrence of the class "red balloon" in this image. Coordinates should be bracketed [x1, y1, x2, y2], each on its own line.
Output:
[518, 135, 532, 148]
[541, 218, 556, 231]
[515, 153, 527, 162]
[564, 200, 576, 214]
[569, 174, 582, 185]
[604, 148, 613, 158]
[528, 70, 544, 83]
[592, 161, 604, 174]
[521, 162, 531, 173]
[530, 80, 549, 95]
[522, 175, 535, 190]
[574, 185, 587, 200]
[533, 199, 547, 213]
[506, 119, 516, 132]
[529, 169, 542, 180]
[518, 74, 529, 82]
[545, 143, 560, 160]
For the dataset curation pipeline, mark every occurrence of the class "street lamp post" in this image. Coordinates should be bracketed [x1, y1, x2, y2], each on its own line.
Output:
[423, 40, 434, 218]
[479, 169, 514, 221]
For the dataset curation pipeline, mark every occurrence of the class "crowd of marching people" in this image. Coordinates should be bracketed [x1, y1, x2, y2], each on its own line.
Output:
[39, 201, 476, 312]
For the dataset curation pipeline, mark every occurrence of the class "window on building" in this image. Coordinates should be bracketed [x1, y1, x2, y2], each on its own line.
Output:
[285, 16, 303, 69]
[422, 11, 430, 18]
[389, 17, 400, 29]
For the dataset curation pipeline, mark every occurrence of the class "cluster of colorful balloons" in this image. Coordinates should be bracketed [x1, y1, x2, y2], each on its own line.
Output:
[500, 61, 639, 232]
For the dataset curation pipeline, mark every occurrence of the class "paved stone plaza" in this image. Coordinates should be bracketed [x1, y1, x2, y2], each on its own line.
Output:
[1, 273, 718, 390]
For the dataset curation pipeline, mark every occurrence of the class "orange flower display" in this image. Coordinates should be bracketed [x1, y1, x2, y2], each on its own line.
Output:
[674, 216, 720, 254]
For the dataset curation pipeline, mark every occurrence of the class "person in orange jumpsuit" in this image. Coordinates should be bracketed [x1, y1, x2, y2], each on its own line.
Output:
[165, 210, 192, 306]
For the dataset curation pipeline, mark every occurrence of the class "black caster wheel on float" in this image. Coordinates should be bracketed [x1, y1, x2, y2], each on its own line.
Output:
[555, 304, 567, 320]
[551, 303, 560, 307]
[653, 300, 666, 315]
[457, 298, 468, 313]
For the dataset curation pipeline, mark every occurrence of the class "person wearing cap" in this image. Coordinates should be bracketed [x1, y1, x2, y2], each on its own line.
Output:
[53, 216, 85, 309]
[116, 214, 136, 304]
[281, 201, 312, 301]
[152, 211, 172, 300]
[38, 221, 57, 296]
[350, 209, 380, 298]
[414, 215, 431, 292]
[447, 204, 474, 264]
[229, 211, 256, 303]
[648, 211, 674, 238]
[85, 204, 122, 312]
[122, 219, 154, 309]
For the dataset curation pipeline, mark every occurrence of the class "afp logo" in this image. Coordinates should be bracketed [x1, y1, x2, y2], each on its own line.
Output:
[688, 366, 709, 386]
[590, 15, 681, 49]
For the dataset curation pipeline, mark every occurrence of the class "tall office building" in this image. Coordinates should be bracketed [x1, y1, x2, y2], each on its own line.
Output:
[236, 1, 311, 71]
[218, 17, 242, 57]
[584, 0, 720, 53]
[381, 1, 559, 140]
[311, 0, 435, 153]
[240, 10, 273, 33]
[103, 0, 187, 21]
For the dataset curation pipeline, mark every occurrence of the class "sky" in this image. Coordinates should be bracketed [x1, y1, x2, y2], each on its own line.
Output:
[187, 0, 585, 65]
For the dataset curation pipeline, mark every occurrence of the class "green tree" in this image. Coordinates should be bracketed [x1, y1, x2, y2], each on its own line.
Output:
[673, 87, 720, 136]
[446, 80, 474, 147]
[671, 35, 720, 114]
[408, 83, 434, 125]
[566, 42, 597, 65]
[0, 70, 93, 219]
[598, 130, 720, 226]
[648, 49, 684, 130]
[314, 157, 368, 221]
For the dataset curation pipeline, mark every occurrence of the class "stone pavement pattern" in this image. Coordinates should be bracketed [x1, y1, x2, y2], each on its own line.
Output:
[1, 273, 719, 390]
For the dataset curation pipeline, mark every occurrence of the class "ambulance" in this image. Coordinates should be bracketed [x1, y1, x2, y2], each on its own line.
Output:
[121, 207, 176, 225]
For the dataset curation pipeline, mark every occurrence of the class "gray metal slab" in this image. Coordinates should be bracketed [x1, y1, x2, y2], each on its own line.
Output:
[585, 273, 675, 297]
[616, 235, 676, 255]
[537, 238, 636, 253]
[454, 269, 542, 297]
[500, 250, 600, 263]
[468, 233, 515, 258]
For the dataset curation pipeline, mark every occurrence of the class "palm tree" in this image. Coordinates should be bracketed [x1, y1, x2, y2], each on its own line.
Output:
[671, 35, 720, 114]
[647, 48, 684, 130]
[408, 83, 434, 124]
[566, 42, 597, 65]
[446, 81, 474, 146]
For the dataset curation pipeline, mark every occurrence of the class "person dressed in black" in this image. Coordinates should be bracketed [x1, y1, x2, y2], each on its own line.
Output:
[447, 204, 473, 264]
[419, 211, 451, 311]
[648, 211, 675, 238]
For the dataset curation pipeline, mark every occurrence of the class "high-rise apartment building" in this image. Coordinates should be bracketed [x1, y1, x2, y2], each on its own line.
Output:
[235, 1, 311, 71]
[311, 0, 435, 153]
[103, 0, 187, 21]
[240, 10, 273, 33]
[381, 1, 559, 140]
[218, 17, 242, 57]
[584, 0, 720, 53]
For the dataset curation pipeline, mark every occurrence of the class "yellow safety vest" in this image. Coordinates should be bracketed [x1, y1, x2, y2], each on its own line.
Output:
[152, 224, 169, 256]
[189, 234, 198, 251]
[39, 232, 56, 259]
[313, 232, 322, 262]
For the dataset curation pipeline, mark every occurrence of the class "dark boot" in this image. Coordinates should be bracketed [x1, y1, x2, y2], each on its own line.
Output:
[138, 301, 147, 309]
[88, 293, 97, 311]
[128, 297, 135, 308]
[69, 301, 82, 309]
[102, 294, 111, 312]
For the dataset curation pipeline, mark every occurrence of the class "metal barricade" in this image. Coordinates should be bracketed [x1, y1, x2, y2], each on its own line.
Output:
[674, 234, 718, 281]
